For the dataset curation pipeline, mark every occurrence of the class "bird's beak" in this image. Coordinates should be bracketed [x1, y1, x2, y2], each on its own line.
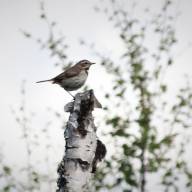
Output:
[91, 62, 95, 65]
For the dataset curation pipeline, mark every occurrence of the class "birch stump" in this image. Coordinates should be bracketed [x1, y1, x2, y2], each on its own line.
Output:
[57, 90, 106, 192]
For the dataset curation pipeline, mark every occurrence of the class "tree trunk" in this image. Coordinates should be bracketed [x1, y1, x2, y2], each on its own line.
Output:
[56, 90, 106, 192]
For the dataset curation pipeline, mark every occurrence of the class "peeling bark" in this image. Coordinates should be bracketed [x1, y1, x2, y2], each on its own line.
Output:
[57, 90, 106, 192]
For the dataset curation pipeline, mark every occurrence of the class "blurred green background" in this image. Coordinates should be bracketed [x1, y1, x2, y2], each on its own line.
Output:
[0, 0, 192, 191]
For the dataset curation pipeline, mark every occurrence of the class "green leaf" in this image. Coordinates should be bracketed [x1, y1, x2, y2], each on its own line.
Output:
[160, 134, 178, 146]
[3, 166, 11, 175]
[3, 185, 11, 192]
[160, 85, 167, 92]
[122, 144, 136, 156]
[106, 117, 120, 127]
[111, 129, 129, 137]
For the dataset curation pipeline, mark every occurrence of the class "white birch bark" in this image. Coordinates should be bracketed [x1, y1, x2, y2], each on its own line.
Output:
[57, 90, 106, 192]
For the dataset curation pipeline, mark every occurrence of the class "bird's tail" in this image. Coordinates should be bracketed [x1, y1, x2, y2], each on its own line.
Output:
[36, 79, 52, 83]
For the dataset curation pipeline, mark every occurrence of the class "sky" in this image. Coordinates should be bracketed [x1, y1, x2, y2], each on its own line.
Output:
[0, 0, 192, 191]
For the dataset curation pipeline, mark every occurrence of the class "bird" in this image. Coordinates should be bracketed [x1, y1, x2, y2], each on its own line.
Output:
[36, 60, 95, 97]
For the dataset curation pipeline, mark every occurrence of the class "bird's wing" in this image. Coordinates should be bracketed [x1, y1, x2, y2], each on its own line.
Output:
[53, 66, 80, 83]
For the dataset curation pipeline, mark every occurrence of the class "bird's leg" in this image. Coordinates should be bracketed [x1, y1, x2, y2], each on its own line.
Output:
[66, 91, 75, 99]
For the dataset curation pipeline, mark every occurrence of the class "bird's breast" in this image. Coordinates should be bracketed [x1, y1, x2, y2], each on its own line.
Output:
[61, 70, 88, 91]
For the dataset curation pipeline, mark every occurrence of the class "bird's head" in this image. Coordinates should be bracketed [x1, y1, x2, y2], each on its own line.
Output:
[76, 60, 95, 70]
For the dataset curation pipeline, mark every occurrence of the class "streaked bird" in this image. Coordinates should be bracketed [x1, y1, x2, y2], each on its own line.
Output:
[36, 60, 95, 97]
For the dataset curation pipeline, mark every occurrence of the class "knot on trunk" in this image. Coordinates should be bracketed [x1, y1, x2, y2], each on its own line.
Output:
[91, 139, 107, 173]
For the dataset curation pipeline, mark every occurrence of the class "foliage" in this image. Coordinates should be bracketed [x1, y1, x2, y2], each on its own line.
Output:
[0, 154, 15, 192]
[0, 80, 59, 191]
[89, 0, 192, 192]
[21, 2, 72, 69]
[1, 1, 192, 192]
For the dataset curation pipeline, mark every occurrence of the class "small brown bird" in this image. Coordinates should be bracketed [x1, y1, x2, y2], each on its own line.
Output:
[36, 60, 95, 97]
